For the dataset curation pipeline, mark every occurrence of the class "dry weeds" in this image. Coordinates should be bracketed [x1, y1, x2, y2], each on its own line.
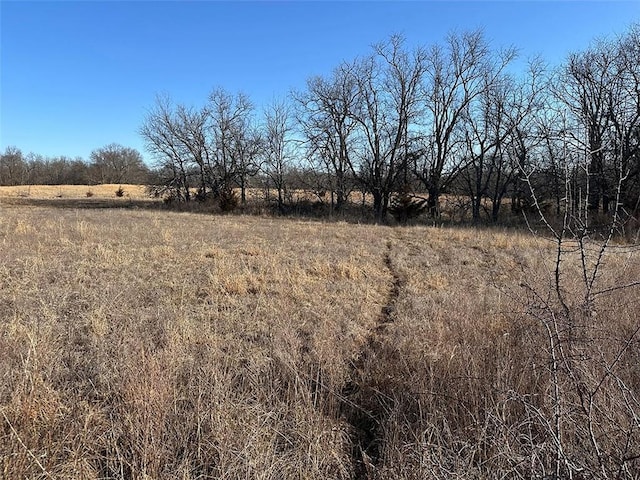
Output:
[0, 204, 389, 479]
[0, 202, 638, 479]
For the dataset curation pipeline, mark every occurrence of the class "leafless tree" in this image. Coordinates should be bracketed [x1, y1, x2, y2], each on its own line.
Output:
[416, 30, 517, 217]
[609, 24, 640, 217]
[465, 58, 548, 222]
[518, 111, 640, 477]
[140, 89, 259, 204]
[558, 40, 619, 214]
[171, 103, 211, 200]
[295, 62, 359, 212]
[553, 24, 640, 227]
[230, 123, 263, 205]
[89, 143, 148, 184]
[139, 94, 194, 201]
[207, 88, 258, 201]
[350, 35, 426, 220]
[263, 99, 294, 212]
[460, 73, 515, 222]
[0, 146, 27, 186]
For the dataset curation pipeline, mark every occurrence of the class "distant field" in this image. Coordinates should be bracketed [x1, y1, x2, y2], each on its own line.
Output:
[0, 184, 151, 200]
[0, 185, 494, 223]
[1, 199, 638, 478]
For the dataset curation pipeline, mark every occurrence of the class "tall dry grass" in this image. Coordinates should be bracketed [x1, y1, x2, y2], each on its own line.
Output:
[0, 205, 389, 478]
[358, 227, 640, 478]
[0, 203, 638, 478]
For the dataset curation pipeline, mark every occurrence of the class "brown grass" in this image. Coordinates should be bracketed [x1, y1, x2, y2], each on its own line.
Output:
[0, 184, 150, 200]
[0, 201, 638, 478]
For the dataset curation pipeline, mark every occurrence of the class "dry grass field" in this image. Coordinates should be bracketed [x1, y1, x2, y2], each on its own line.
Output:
[0, 184, 150, 200]
[1, 196, 639, 478]
[0, 185, 157, 213]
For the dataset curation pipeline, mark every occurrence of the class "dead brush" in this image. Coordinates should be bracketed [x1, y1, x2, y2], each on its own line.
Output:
[389, 185, 427, 224]
[0, 202, 637, 478]
[217, 187, 239, 212]
[0, 207, 389, 479]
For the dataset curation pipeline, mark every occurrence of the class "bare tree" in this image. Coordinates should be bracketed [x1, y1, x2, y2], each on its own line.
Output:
[460, 73, 514, 222]
[171, 103, 211, 200]
[460, 58, 547, 222]
[89, 143, 148, 184]
[518, 136, 640, 477]
[0, 146, 27, 186]
[296, 62, 358, 213]
[416, 30, 517, 217]
[609, 24, 640, 217]
[558, 40, 619, 214]
[231, 123, 263, 205]
[140, 94, 194, 201]
[350, 35, 426, 221]
[263, 99, 294, 212]
[207, 88, 257, 201]
[554, 25, 640, 225]
[140, 90, 259, 205]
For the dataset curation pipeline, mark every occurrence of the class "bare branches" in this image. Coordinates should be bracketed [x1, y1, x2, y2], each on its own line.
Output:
[263, 99, 294, 212]
[518, 68, 640, 475]
[140, 88, 259, 205]
[294, 62, 358, 212]
[416, 30, 518, 217]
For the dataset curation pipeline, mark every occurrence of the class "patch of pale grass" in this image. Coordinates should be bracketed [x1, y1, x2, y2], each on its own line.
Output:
[0, 206, 389, 478]
[0, 184, 149, 199]
[1, 205, 637, 478]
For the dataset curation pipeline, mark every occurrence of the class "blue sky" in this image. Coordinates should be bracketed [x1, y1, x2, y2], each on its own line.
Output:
[1, 1, 639, 163]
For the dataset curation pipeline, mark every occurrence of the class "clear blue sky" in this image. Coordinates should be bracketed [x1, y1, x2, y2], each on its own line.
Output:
[1, 1, 638, 163]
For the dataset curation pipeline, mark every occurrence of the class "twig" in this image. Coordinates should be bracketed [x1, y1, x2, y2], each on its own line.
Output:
[1, 408, 53, 478]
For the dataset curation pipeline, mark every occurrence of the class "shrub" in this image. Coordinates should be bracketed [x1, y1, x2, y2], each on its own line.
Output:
[389, 185, 427, 223]
[115, 186, 125, 197]
[218, 187, 238, 212]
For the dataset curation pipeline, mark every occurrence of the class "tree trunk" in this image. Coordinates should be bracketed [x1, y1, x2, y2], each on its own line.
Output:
[602, 175, 611, 214]
[277, 186, 284, 213]
[491, 197, 502, 222]
[372, 189, 385, 221]
[588, 162, 601, 212]
[336, 189, 345, 211]
[180, 166, 191, 202]
[427, 186, 440, 218]
[472, 196, 482, 223]
[335, 170, 347, 212]
[240, 178, 247, 205]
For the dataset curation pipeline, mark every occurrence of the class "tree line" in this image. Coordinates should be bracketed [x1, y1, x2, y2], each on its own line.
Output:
[4, 25, 638, 223]
[0, 144, 151, 187]
[139, 25, 640, 222]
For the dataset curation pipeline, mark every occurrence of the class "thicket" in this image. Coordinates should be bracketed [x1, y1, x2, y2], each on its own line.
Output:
[4, 25, 638, 228]
[137, 25, 639, 226]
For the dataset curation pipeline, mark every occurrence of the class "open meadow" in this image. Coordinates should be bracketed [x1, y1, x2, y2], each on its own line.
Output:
[0, 184, 151, 200]
[1, 193, 639, 479]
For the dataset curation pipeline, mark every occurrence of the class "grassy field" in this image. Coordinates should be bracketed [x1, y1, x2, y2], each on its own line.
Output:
[1, 195, 639, 478]
[0, 184, 151, 200]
